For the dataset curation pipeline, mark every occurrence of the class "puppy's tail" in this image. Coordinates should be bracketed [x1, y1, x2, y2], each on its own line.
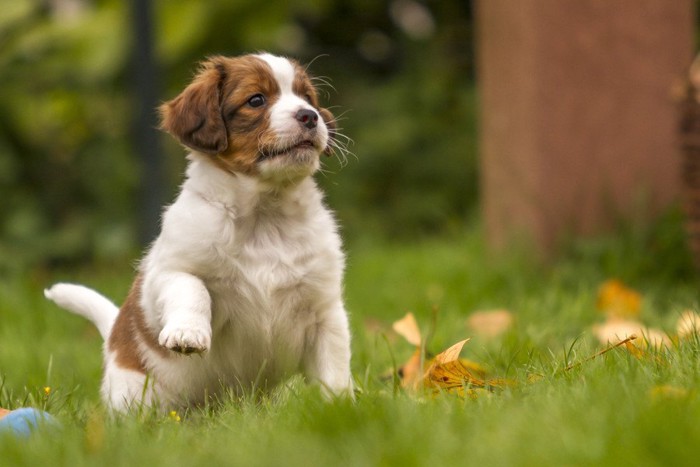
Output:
[44, 283, 119, 340]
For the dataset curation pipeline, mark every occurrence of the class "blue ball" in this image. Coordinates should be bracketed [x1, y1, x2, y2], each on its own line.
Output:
[0, 408, 59, 437]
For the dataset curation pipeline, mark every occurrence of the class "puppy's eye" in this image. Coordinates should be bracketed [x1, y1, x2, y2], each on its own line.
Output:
[304, 94, 313, 104]
[247, 94, 266, 108]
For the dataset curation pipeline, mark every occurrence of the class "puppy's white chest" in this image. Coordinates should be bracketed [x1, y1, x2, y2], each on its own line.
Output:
[216, 224, 315, 311]
[204, 212, 323, 380]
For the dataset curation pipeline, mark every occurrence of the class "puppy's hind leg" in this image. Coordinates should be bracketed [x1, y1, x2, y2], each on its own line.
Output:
[101, 356, 160, 413]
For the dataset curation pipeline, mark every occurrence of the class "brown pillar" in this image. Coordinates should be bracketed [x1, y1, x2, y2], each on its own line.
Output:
[477, 0, 695, 254]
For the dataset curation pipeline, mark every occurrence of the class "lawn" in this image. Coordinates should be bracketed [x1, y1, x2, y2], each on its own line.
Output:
[1, 216, 700, 466]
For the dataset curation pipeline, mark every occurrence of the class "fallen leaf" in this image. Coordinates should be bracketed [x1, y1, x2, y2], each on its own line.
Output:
[396, 351, 487, 389]
[433, 339, 470, 365]
[596, 279, 642, 318]
[422, 339, 512, 397]
[398, 349, 423, 388]
[623, 339, 645, 359]
[677, 310, 700, 338]
[467, 309, 514, 339]
[390, 315, 509, 396]
[393, 312, 422, 347]
[649, 385, 692, 401]
[390, 312, 425, 387]
[423, 339, 484, 396]
[592, 318, 670, 349]
[592, 318, 644, 343]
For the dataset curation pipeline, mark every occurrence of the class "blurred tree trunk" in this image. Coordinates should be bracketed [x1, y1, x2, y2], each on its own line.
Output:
[477, 0, 694, 256]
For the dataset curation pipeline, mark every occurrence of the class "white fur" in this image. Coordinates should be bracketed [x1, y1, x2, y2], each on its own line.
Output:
[257, 53, 329, 170]
[44, 283, 118, 339]
[101, 353, 156, 412]
[46, 55, 353, 411]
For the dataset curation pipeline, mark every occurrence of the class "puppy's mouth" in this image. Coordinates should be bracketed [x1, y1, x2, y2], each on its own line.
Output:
[258, 140, 319, 162]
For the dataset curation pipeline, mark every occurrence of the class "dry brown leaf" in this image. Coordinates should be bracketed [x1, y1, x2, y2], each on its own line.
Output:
[677, 310, 700, 338]
[391, 315, 508, 396]
[392, 312, 422, 347]
[422, 339, 512, 397]
[397, 352, 487, 389]
[432, 339, 470, 365]
[596, 279, 642, 318]
[423, 339, 484, 396]
[467, 309, 514, 339]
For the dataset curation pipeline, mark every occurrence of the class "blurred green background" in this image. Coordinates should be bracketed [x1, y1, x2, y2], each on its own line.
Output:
[0, 0, 474, 272]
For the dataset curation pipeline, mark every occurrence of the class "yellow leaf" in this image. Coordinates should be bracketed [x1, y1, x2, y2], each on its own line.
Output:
[396, 352, 487, 388]
[433, 339, 470, 365]
[624, 339, 645, 359]
[596, 279, 642, 318]
[677, 310, 700, 338]
[458, 358, 488, 380]
[649, 385, 692, 401]
[392, 312, 422, 347]
[467, 309, 514, 339]
[422, 339, 512, 396]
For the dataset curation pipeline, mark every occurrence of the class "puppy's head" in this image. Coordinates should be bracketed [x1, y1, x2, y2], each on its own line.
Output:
[160, 53, 336, 179]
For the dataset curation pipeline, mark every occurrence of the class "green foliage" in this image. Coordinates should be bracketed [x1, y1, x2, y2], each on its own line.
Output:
[0, 0, 136, 271]
[0, 0, 474, 271]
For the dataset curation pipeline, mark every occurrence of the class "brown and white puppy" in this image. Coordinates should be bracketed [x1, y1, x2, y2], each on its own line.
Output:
[45, 53, 353, 412]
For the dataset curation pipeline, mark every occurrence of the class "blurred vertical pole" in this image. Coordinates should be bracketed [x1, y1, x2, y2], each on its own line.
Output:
[130, 0, 165, 246]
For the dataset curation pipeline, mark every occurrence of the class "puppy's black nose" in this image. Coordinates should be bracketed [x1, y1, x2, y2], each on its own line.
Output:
[295, 109, 318, 129]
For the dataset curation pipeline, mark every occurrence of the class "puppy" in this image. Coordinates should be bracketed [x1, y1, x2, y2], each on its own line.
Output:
[45, 53, 353, 412]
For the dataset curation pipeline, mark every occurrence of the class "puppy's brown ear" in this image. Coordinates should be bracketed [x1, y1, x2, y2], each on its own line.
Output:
[160, 59, 228, 155]
[319, 108, 336, 157]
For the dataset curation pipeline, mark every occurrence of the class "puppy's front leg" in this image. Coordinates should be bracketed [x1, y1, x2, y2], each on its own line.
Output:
[304, 303, 353, 398]
[145, 271, 212, 354]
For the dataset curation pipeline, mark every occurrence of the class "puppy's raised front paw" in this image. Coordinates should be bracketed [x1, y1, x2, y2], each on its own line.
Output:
[158, 322, 211, 355]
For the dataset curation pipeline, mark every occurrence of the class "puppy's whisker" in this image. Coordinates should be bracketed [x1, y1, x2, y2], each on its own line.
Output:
[304, 54, 330, 72]
[311, 76, 337, 93]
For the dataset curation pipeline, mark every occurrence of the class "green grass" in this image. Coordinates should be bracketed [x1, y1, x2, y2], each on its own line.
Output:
[2, 216, 700, 466]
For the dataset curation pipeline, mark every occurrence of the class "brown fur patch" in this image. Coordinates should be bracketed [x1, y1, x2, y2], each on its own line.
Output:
[160, 54, 338, 172]
[216, 55, 281, 174]
[108, 274, 169, 372]
[159, 60, 229, 155]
